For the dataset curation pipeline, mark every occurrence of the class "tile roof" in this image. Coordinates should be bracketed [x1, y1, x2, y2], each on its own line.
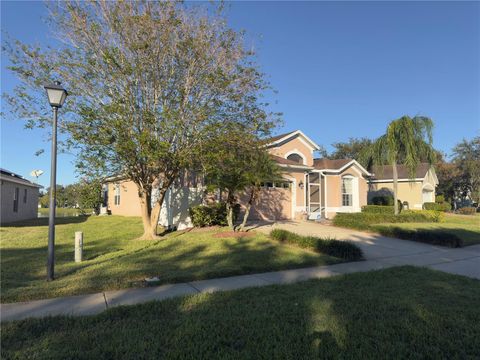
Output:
[371, 163, 431, 180]
[267, 131, 296, 143]
[270, 155, 313, 168]
[313, 158, 353, 170]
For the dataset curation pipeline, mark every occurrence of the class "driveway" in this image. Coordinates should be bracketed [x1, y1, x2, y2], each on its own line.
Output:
[253, 220, 480, 279]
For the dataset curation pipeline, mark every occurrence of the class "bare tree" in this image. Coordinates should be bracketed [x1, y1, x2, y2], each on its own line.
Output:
[4, 1, 277, 238]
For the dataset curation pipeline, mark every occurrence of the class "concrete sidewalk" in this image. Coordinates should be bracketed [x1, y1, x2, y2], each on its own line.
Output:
[2, 222, 479, 322]
[0, 259, 391, 322]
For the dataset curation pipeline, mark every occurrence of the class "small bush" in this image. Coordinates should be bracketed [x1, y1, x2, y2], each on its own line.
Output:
[270, 229, 363, 261]
[457, 207, 476, 215]
[423, 202, 451, 212]
[362, 205, 394, 214]
[435, 195, 445, 203]
[371, 195, 394, 206]
[189, 203, 228, 227]
[373, 226, 463, 248]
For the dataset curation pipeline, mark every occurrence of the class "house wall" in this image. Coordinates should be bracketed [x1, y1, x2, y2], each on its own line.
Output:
[369, 181, 427, 209]
[106, 179, 202, 229]
[268, 137, 314, 166]
[323, 165, 368, 218]
[107, 180, 142, 216]
[0, 180, 39, 224]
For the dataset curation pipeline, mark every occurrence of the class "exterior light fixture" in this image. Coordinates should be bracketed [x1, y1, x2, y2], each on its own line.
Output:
[44, 81, 68, 281]
[299, 181, 304, 189]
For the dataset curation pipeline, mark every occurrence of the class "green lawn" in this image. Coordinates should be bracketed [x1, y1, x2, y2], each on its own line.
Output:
[38, 207, 94, 217]
[0, 216, 341, 303]
[2, 267, 479, 359]
[375, 213, 480, 246]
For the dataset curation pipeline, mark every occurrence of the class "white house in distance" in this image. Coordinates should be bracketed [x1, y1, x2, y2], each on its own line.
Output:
[0, 168, 42, 224]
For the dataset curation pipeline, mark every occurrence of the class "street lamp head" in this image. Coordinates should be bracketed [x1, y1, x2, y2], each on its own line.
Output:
[44, 81, 68, 108]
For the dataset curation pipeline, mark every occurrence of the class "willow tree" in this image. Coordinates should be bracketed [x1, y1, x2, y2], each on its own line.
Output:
[364, 116, 436, 215]
[3, 1, 276, 239]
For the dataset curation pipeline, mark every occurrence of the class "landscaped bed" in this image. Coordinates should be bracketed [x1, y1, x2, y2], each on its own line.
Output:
[0, 216, 343, 303]
[333, 211, 480, 247]
[2, 266, 479, 359]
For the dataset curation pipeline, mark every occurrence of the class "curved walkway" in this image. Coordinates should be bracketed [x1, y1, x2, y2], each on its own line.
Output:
[254, 220, 480, 278]
[1, 221, 479, 322]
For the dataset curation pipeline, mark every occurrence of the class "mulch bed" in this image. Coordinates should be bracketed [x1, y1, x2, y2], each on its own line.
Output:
[213, 231, 256, 238]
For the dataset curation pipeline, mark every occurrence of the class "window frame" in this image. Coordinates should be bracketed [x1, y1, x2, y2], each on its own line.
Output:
[114, 184, 121, 206]
[13, 187, 19, 212]
[341, 176, 354, 207]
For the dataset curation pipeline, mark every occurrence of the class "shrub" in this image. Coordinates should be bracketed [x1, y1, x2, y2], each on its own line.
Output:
[373, 226, 463, 248]
[333, 210, 443, 230]
[362, 205, 394, 214]
[435, 195, 445, 203]
[371, 195, 394, 206]
[457, 207, 476, 215]
[189, 203, 228, 227]
[270, 229, 363, 261]
[423, 202, 451, 212]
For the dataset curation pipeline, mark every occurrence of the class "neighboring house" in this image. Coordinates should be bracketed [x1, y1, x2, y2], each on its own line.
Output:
[369, 163, 439, 210]
[0, 168, 42, 224]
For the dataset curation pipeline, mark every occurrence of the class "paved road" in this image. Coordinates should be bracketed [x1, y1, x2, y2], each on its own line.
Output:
[1, 221, 479, 322]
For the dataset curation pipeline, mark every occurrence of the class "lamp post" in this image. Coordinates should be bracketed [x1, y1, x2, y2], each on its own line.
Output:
[44, 81, 68, 281]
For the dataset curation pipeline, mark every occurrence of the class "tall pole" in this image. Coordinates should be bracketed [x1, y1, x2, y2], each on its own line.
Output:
[47, 106, 58, 281]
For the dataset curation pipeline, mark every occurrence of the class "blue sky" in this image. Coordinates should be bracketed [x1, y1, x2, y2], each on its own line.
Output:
[1, 1, 479, 187]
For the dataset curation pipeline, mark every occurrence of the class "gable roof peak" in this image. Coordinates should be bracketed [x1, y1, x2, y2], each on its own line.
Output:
[266, 129, 321, 151]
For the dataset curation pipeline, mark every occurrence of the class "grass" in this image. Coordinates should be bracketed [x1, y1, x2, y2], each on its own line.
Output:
[375, 213, 480, 246]
[0, 216, 341, 303]
[2, 266, 479, 359]
[38, 207, 93, 217]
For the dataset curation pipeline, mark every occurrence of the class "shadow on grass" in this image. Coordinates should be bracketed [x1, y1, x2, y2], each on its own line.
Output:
[2, 267, 479, 358]
[1, 216, 89, 228]
[1, 228, 338, 303]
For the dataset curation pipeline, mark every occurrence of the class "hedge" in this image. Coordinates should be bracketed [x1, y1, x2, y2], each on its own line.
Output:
[362, 205, 394, 214]
[423, 202, 451, 212]
[373, 226, 463, 248]
[457, 207, 476, 215]
[333, 210, 444, 230]
[370, 195, 394, 206]
[332, 211, 464, 247]
[270, 229, 363, 261]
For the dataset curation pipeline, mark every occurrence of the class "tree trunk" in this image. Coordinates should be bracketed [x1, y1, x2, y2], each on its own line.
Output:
[238, 186, 257, 232]
[137, 184, 169, 240]
[139, 190, 157, 239]
[226, 191, 235, 230]
[393, 162, 399, 215]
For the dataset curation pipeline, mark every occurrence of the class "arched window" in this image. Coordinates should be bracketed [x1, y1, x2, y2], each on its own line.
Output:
[287, 153, 304, 164]
[341, 176, 353, 207]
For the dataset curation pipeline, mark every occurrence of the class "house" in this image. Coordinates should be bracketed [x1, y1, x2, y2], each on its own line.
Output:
[258, 130, 371, 220]
[0, 168, 42, 224]
[103, 130, 372, 228]
[369, 163, 439, 209]
[103, 130, 439, 228]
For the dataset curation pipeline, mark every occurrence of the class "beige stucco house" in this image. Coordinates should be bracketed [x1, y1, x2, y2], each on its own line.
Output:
[369, 163, 439, 210]
[103, 130, 372, 228]
[0, 168, 41, 224]
[103, 130, 439, 228]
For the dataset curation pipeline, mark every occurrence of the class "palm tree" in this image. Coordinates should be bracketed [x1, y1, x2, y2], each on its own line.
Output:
[363, 116, 436, 215]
